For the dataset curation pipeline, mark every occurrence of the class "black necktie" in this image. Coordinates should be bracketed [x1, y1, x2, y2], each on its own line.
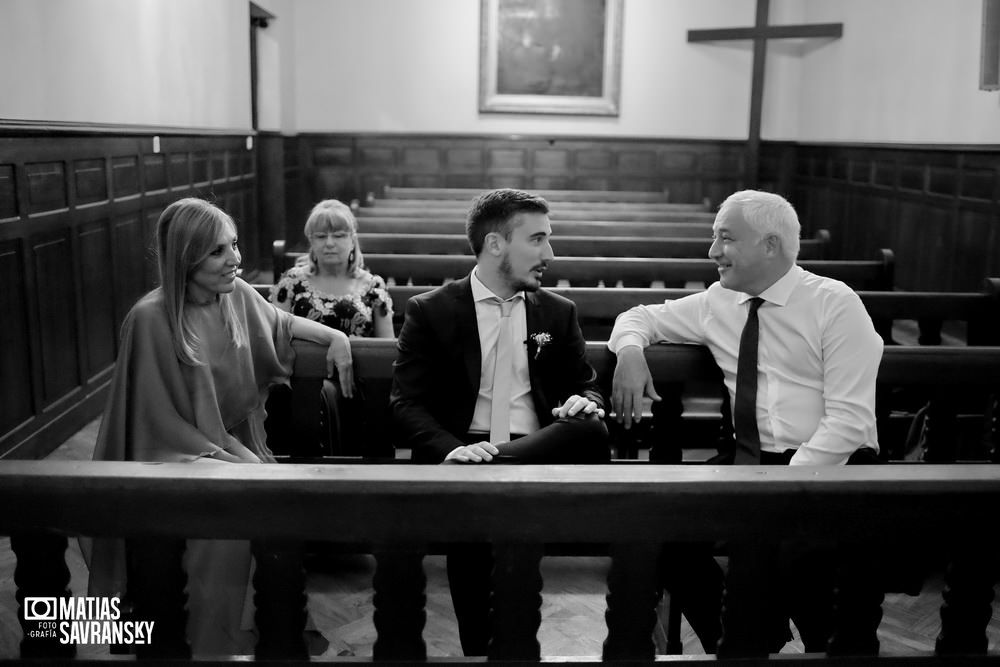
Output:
[734, 297, 764, 464]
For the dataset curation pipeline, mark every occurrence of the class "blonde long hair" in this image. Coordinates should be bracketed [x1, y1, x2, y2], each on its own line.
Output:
[156, 198, 247, 365]
[300, 199, 364, 277]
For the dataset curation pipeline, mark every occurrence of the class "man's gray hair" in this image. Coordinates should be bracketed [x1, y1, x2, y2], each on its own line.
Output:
[718, 190, 801, 260]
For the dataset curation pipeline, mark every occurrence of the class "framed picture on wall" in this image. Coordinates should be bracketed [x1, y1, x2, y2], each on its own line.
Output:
[479, 0, 624, 116]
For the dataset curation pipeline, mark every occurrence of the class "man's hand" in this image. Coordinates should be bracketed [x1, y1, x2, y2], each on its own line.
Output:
[611, 346, 661, 429]
[444, 441, 500, 463]
[551, 394, 605, 420]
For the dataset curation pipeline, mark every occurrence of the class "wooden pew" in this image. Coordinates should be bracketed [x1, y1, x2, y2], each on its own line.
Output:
[355, 206, 716, 223]
[356, 217, 716, 238]
[383, 185, 703, 206]
[372, 198, 707, 214]
[375, 281, 1000, 345]
[275, 247, 894, 290]
[365, 252, 894, 289]
[6, 458, 1000, 663]
[353, 230, 830, 259]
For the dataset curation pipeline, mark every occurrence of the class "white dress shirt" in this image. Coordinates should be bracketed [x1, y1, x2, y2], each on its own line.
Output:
[468, 268, 540, 438]
[608, 265, 883, 466]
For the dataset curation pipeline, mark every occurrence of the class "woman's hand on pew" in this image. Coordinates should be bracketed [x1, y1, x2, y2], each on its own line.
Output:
[552, 395, 605, 420]
[325, 331, 355, 399]
[611, 346, 661, 429]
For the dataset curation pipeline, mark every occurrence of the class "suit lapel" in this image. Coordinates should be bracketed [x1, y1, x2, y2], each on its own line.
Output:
[524, 291, 546, 410]
[453, 276, 481, 391]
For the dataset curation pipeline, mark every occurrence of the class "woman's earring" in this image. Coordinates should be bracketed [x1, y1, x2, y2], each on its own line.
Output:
[348, 249, 356, 266]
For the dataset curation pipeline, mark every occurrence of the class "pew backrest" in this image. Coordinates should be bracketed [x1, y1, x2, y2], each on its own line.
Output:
[382, 185, 702, 206]
[273, 243, 893, 290]
[356, 207, 716, 223]
[356, 218, 717, 238]
[352, 231, 829, 260]
[278, 338, 1000, 459]
[256, 273, 998, 346]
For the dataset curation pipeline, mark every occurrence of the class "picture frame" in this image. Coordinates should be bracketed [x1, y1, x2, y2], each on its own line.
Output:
[479, 0, 624, 116]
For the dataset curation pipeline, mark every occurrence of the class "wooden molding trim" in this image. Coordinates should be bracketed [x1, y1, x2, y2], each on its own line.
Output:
[0, 118, 256, 137]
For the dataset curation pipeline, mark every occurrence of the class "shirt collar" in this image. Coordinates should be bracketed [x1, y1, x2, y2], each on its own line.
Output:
[738, 264, 801, 308]
[471, 266, 525, 304]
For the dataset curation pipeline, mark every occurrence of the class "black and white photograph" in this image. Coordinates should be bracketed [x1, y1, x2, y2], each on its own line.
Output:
[2, 0, 1000, 663]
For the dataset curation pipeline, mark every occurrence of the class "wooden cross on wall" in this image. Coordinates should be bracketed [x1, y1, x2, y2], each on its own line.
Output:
[688, 0, 842, 188]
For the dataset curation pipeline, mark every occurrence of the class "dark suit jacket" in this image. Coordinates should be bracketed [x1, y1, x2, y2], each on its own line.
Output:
[390, 274, 604, 464]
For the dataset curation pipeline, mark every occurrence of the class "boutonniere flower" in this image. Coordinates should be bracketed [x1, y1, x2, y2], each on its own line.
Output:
[529, 332, 553, 360]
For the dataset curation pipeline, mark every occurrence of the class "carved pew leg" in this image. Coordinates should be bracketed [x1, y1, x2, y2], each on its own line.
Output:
[828, 543, 884, 656]
[373, 545, 427, 659]
[252, 540, 307, 659]
[716, 540, 777, 659]
[128, 537, 190, 659]
[936, 547, 996, 655]
[11, 532, 76, 659]
[604, 542, 661, 660]
[490, 543, 543, 660]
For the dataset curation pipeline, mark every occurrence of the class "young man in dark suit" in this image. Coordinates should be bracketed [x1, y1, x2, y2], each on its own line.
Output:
[390, 188, 609, 655]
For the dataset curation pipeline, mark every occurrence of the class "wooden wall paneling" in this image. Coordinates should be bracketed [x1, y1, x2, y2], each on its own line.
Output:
[112, 156, 140, 200]
[960, 153, 999, 203]
[0, 239, 34, 435]
[576, 148, 614, 192]
[0, 162, 17, 221]
[400, 145, 442, 188]
[282, 136, 304, 243]
[77, 219, 116, 377]
[31, 228, 80, 405]
[486, 144, 528, 189]
[0, 130, 259, 458]
[211, 151, 227, 183]
[897, 200, 954, 291]
[73, 158, 108, 206]
[227, 150, 242, 184]
[25, 161, 68, 215]
[111, 211, 148, 328]
[256, 133, 286, 268]
[847, 191, 894, 266]
[659, 149, 699, 203]
[192, 151, 210, 186]
[617, 148, 658, 192]
[143, 153, 167, 193]
[700, 147, 744, 209]
[445, 146, 486, 188]
[169, 152, 191, 191]
[953, 208, 996, 290]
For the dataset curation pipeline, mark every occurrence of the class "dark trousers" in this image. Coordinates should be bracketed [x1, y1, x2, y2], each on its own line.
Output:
[448, 414, 609, 655]
[716, 448, 885, 658]
[459, 411, 611, 464]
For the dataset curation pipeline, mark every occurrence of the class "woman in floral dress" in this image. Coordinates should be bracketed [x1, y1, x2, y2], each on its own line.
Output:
[270, 199, 393, 454]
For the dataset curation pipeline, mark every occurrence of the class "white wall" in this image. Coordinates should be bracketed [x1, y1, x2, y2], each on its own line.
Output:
[291, 0, 759, 139]
[0, 0, 252, 130]
[1, 0, 996, 144]
[795, 0, 1000, 144]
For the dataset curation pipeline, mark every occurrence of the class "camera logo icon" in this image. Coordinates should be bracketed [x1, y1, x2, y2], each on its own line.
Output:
[23, 597, 58, 621]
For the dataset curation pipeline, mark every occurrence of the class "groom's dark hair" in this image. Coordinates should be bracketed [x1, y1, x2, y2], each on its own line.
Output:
[466, 188, 549, 256]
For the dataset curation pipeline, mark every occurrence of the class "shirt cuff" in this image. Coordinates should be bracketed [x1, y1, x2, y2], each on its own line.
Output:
[788, 446, 852, 466]
[608, 336, 647, 353]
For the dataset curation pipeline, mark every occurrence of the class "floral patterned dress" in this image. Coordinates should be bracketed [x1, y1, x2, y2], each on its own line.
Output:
[271, 265, 393, 337]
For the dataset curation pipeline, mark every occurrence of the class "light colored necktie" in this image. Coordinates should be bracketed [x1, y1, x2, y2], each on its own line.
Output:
[489, 298, 515, 444]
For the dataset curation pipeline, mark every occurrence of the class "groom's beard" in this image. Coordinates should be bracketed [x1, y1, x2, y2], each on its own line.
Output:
[499, 253, 544, 293]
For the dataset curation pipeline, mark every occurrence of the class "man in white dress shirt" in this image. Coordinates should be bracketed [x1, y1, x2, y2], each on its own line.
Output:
[608, 190, 884, 657]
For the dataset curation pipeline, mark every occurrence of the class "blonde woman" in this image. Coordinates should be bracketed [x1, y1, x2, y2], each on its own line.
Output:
[270, 200, 393, 455]
[88, 197, 349, 655]
[272, 199, 393, 340]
